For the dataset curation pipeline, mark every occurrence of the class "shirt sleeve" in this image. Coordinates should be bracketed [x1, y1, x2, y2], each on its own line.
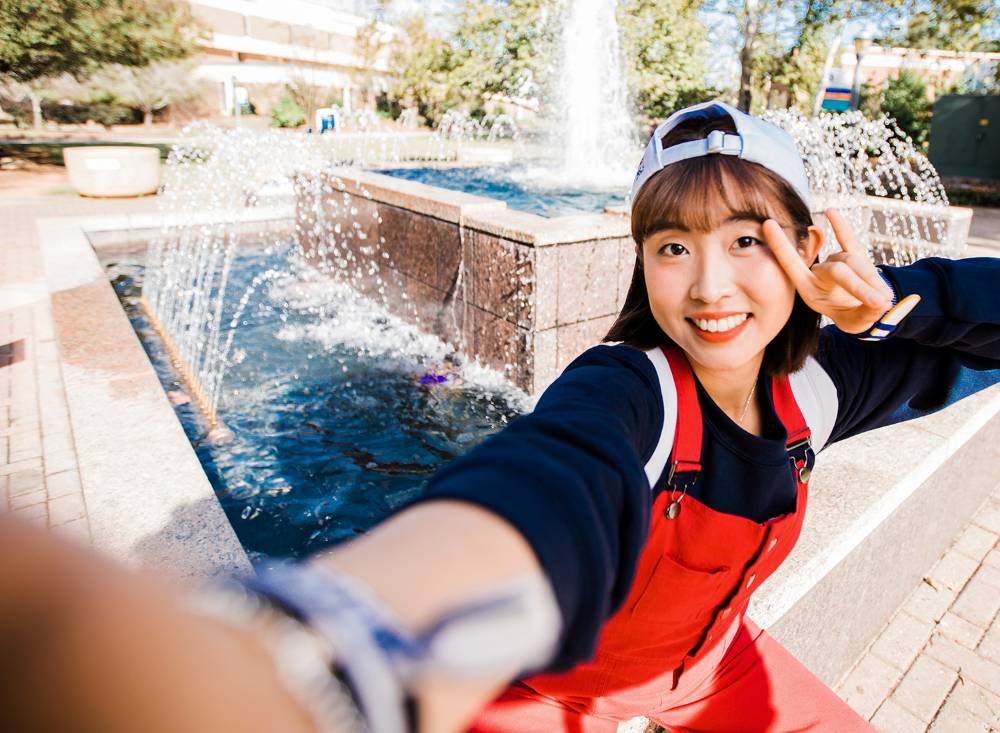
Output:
[820, 256, 1000, 444]
[403, 344, 663, 672]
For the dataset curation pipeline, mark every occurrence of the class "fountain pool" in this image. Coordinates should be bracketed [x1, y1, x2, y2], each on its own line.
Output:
[373, 165, 628, 217]
[104, 241, 528, 561]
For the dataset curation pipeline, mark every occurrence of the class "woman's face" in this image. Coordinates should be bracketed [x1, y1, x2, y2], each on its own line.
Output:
[641, 209, 816, 374]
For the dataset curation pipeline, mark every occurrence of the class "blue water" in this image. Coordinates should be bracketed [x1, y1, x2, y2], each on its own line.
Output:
[104, 243, 526, 562]
[373, 166, 628, 217]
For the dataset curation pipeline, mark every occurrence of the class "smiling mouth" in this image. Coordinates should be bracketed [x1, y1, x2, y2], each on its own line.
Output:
[687, 313, 752, 333]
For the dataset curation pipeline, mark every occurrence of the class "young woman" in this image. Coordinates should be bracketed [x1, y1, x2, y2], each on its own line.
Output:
[2, 101, 999, 733]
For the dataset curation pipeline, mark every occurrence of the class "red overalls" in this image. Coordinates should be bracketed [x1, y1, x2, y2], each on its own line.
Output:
[470, 348, 875, 732]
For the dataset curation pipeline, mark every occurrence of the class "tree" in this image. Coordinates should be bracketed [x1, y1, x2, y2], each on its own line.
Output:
[354, 20, 390, 111]
[385, 15, 460, 126]
[617, 0, 718, 125]
[0, 0, 201, 127]
[447, 0, 557, 111]
[390, 0, 715, 129]
[700, 0, 818, 112]
[874, 0, 999, 52]
[751, 21, 829, 113]
[285, 68, 334, 129]
[89, 59, 201, 128]
[699, 0, 917, 112]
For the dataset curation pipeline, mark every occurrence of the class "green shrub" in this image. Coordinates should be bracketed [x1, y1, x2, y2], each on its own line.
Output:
[880, 72, 933, 149]
[45, 101, 140, 126]
[944, 186, 1000, 207]
[270, 96, 306, 128]
[376, 92, 400, 120]
[0, 97, 140, 127]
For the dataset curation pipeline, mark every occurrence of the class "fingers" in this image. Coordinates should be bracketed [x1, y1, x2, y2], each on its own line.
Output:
[824, 210, 893, 304]
[825, 208, 862, 256]
[762, 219, 815, 292]
[813, 260, 891, 309]
[825, 251, 890, 301]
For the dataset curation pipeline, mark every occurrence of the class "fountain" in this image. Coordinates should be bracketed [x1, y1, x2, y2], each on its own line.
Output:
[552, 0, 638, 188]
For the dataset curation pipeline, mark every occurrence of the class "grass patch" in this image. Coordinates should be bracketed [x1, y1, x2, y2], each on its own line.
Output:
[44, 184, 79, 196]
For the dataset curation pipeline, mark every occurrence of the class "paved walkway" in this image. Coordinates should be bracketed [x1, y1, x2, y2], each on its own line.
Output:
[0, 190, 159, 539]
[835, 486, 1000, 731]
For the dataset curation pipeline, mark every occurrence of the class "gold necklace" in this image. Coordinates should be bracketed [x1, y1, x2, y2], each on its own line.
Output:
[737, 380, 757, 426]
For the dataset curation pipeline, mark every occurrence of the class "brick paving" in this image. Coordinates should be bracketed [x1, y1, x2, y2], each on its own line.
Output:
[0, 185, 158, 543]
[836, 484, 1000, 732]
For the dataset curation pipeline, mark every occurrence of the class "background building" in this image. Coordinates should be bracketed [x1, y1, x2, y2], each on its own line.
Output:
[187, 0, 398, 117]
[837, 45, 1000, 101]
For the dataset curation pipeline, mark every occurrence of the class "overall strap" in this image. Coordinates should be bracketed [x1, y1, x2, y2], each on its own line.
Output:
[661, 347, 702, 499]
[771, 373, 815, 483]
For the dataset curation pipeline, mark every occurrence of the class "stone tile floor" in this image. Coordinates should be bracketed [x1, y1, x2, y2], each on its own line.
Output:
[835, 487, 1000, 732]
[2, 173, 1000, 732]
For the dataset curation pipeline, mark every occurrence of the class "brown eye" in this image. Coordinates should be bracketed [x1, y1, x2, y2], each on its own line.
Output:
[659, 242, 688, 256]
[735, 236, 762, 249]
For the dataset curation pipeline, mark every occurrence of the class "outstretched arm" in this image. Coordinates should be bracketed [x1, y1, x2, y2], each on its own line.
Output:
[0, 512, 317, 733]
[0, 501, 544, 733]
[313, 499, 548, 732]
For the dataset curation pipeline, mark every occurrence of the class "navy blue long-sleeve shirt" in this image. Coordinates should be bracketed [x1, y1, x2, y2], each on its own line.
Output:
[409, 256, 1000, 673]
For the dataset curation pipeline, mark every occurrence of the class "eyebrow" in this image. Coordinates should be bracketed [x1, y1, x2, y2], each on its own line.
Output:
[647, 211, 767, 237]
[723, 211, 767, 224]
[648, 221, 690, 234]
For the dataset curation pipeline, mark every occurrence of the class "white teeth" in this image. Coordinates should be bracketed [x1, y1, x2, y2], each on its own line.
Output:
[692, 313, 749, 333]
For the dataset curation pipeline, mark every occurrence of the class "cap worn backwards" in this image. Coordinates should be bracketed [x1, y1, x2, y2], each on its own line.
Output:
[629, 100, 812, 213]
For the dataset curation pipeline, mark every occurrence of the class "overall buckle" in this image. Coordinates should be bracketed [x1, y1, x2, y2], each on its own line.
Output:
[786, 436, 814, 483]
[664, 461, 700, 520]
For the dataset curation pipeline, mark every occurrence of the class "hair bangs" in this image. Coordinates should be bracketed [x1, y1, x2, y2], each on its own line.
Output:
[631, 156, 807, 246]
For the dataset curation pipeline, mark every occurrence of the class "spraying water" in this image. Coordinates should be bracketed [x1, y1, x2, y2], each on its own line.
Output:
[552, 0, 638, 187]
[142, 123, 494, 429]
[765, 109, 960, 265]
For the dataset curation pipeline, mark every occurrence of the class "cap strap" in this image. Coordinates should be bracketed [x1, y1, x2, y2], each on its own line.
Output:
[658, 130, 743, 166]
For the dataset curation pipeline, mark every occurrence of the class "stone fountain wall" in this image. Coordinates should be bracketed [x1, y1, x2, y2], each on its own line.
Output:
[295, 169, 973, 395]
[295, 168, 635, 394]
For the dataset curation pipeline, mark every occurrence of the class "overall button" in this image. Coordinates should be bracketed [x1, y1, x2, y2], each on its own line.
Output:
[746, 573, 757, 589]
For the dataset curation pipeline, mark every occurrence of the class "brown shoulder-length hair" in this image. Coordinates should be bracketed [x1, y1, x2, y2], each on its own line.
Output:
[603, 112, 820, 377]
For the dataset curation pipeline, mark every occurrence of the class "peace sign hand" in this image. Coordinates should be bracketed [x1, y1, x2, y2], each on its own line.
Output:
[763, 208, 895, 335]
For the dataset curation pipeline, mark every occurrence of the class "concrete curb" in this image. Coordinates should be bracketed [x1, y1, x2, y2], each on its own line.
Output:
[35, 214, 258, 578]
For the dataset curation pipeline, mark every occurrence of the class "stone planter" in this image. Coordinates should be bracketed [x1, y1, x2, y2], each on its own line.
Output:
[63, 145, 161, 198]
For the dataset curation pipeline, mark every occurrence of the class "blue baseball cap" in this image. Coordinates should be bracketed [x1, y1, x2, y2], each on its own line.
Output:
[630, 100, 812, 212]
